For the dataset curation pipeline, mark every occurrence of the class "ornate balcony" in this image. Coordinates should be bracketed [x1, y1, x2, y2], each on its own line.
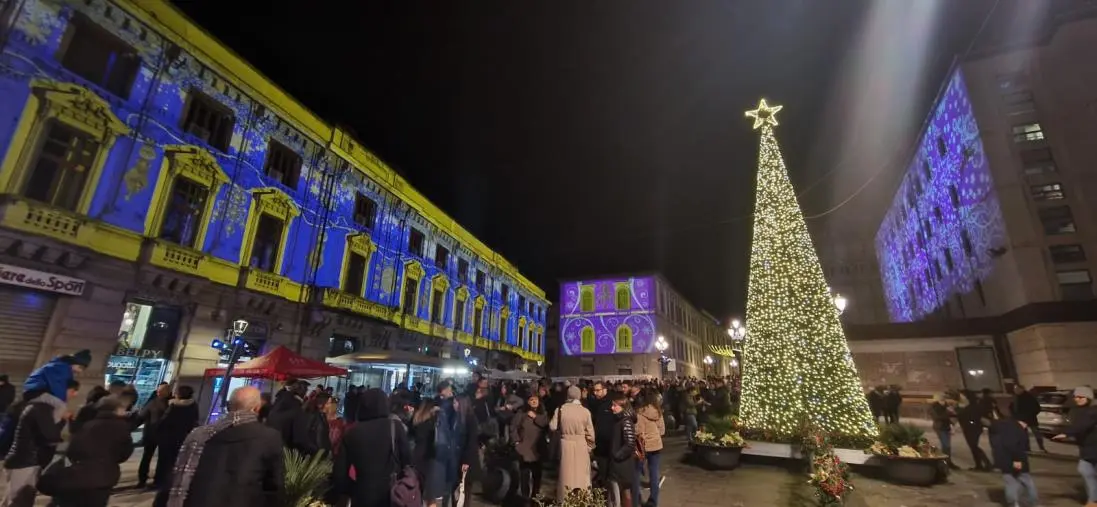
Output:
[241, 267, 305, 301]
[430, 322, 450, 339]
[320, 288, 396, 322]
[455, 331, 474, 345]
[145, 239, 239, 286]
[0, 196, 142, 261]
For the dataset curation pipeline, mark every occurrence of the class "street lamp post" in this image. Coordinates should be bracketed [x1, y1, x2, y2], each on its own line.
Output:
[826, 286, 848, 316]
[211, 319, 250, 411]
[703, 355, 713, 378]
[654, 335, 669, 379]
[727, 318, 746, 375]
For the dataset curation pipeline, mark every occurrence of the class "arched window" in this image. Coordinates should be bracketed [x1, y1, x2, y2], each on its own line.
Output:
[616, 325, 632, 353]
[581, 326, 595, 353]
[580, 286, 595, 312]
[615, 284, 630, 310]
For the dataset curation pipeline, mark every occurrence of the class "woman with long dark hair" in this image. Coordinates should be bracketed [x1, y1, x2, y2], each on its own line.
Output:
[334, 389, 412, 507]
[510, 392, 549, 499]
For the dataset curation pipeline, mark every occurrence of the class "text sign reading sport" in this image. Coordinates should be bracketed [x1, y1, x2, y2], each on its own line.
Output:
[0, 263, 86, 296]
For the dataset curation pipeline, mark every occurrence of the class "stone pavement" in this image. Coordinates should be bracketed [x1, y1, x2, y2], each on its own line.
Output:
[1, 422, 1090, 506]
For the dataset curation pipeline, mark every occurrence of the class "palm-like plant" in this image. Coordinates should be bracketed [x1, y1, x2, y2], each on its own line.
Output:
[283, 448, 333, 507]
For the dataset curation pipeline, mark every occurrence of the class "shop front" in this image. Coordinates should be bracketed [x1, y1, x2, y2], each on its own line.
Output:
[0, 263, 85, 383]
[103, 301, 182, 407]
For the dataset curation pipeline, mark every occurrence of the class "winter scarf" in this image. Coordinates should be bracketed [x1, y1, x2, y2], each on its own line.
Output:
[166, 410, 259, 507]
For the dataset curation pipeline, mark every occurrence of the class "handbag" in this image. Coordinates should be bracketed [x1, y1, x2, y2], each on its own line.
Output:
[389, 419, 421, 507]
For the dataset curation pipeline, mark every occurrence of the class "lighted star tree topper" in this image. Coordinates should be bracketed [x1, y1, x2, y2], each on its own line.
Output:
[739, 99, 876, 443]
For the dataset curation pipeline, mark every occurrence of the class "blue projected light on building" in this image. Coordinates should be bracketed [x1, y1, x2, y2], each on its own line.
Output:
[874, 69, 1007, 322]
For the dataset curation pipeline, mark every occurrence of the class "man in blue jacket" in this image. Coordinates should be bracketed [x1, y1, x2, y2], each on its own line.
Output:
[990, 411, 1039, 507]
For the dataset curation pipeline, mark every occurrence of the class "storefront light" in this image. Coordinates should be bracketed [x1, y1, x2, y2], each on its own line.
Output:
[232, 319, 249, 335]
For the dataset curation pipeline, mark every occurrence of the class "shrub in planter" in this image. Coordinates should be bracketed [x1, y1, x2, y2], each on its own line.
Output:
[867, 423, 948, 486]
[692, 415, 747, 469]
[283, 448, 333, 507]
[533, 487, 607, 507]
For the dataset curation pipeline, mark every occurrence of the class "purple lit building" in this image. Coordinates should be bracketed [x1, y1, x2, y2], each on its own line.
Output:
[554, 273, 729, 379]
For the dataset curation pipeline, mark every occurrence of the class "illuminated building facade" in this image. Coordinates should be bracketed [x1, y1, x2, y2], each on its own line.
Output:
[554, 273, 729, 379]
[867, 10, 1097, 390]
[0, 0, 547, 398]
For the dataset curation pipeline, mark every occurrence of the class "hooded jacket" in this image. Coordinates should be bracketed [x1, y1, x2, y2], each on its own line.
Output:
[635, 405, 666, 452]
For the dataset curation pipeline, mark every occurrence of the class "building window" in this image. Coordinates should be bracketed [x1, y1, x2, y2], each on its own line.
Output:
[475, 269, 486, 293]
[455, 299, 466, 330]
[407, 229, 425, 257]
[22, 122, 99, 211]
[1056, 270, 1093, 300]
[975, 279, 986, 306]
[262, 141, 301, 189]
[615, 326, 632, 353]
[249, 214, 284, 272]
[499, 315, 507, 342]
[402, 276, 418, 314]
[1030, 183, 1064, 201]
[933, 259, 943, 280]
[1012, 122, 1044, 143]
[473, 306, 483, 336]
[343, 251, 367, 297]
[581, 326, 595, 353]
[1038, 206, 1077, 235]
[434, 245, 449, 270]
[1049, 244, 1086, 264]
[1020, 148, 1056, 175]
[936, 137, 947, 157]
[949, 185, 960, 208]
[181, 92, 234, 152]
[518, 296, 526, 314]
[614, 285, 630, 310]
[944, 247, 954, 271]
[158, 177, 208, 248]
[501, 285, 510, 303]
[961, 229, 974, 256]
[518, 324, 526, 348]
[431, 288, 444, 323]
[59, 14, 140, 98]
[457, 259, 469, 283]
[580, 286, 595, 312]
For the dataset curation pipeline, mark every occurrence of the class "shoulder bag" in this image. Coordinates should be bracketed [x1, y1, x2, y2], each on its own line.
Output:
[389, 419, 421, 507]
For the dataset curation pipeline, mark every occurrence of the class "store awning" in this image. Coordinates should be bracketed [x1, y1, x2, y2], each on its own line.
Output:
[204, 345, 347, 380]
[327, 349, 466, 369]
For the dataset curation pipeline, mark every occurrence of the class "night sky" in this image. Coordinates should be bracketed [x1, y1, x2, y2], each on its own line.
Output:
[172, 0, 1008, 319]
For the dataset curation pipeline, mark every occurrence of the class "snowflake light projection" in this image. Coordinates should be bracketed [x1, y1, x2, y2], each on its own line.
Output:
[875, 69, 1007, 322]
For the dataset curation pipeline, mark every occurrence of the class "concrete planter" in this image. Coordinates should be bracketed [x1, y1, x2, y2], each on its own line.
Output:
[882, 456, 947, 486]
[693, 443, 744, 470]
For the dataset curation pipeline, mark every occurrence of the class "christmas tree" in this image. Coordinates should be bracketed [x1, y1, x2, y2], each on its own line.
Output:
[739, 99, 876, 443]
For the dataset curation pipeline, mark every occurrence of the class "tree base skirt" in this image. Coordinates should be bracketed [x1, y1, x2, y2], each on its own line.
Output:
[742, 441, 881, 466]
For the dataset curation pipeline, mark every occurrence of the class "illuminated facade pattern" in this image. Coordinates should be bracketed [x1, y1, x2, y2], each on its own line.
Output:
[559, 277, 656, 355]
[874, 70, 1007, 323]
[0, 0, 546, 359]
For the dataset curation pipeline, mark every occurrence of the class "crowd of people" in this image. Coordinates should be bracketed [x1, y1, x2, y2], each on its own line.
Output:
[2, 350, 1095, 507]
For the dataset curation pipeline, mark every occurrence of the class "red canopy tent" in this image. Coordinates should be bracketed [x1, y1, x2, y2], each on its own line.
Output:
[203, 345, 347, 380]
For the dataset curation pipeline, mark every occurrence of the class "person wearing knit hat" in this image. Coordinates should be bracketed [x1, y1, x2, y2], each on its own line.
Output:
[22, 349, 92, 404]
[1053, 385, 1097, 506]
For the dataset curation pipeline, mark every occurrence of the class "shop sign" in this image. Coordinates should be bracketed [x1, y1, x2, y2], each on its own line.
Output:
[0, 263, 85, 296]
[113, 346, 165, 359]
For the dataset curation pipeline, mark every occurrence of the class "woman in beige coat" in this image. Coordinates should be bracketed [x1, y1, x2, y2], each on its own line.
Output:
[633, 391, 666, 506]
[549, 385, 595, 499]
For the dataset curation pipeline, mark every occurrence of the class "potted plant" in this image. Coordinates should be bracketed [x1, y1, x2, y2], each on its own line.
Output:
[804, 433, 852, 506]
[481, 439, 519, 502]
[866, 423, 948, 486]
[534, 487, 608, 507]
[692, 415, 748, 469]
[283, 448, 333, 507]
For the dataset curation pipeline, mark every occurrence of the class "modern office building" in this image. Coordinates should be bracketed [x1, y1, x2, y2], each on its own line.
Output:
[865, 5, 1097, 391]
[0, 0, 547, 402]
[553, 273, 731, 379]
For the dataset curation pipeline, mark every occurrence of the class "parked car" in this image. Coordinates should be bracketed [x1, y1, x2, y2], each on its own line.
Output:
[1036, 390, 1074, 436]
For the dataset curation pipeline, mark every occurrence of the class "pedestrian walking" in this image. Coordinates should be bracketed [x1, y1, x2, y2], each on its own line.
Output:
[634, 391, 666, 507]
[1052, 385, 1097, 507]
[589, 382, 614, 491]
[957, 390, 993, 471]
[156, 386, 284, 507]
[550, 385, 596, 500]
[510, 393, 549, 500]
[989, 411, 1039, 507]
[136, 383, 172, 489]
[333, 388, 413, 507]
[1010, 384, 1046, 452]
[2, 379, 79, 507]
[609, 393, 638, 507]
[680, 388, 699, 446]
[289, 393, 333, 456]
[154, 386, 200, 490]
[40, 395, 135, 507]
[927, 393, 959, 469]
[884, 385, 903, 424]
[69, 386, 109, 435]
[266, 380, 308, 447]
[410, 382, 470, 507]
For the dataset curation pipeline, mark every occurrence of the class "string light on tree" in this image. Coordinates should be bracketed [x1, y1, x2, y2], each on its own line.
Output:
[739, 98, 876, 443]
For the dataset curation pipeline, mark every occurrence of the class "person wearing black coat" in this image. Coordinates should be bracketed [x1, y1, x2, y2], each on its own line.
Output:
[69, 386, 109, 435]
[1010, 384, 1046, 452]
[867, 386, 885, 424]
[884, 385, 902, 424]
[0, 375, 14, 415]
[608, 393, 637, 507]
[156, 386, 285, 507]
[44, 396, 135, 507]
[266, 380, 308, 447]
[136, 382, 172, 488]
[153, 386, 200, 489]
[334, 388, 412, 507]
[589, 382, 615, 486]
[3, 382, 75, 507]
[957, 390, 993, 471]
[989, 414, 1039, 506]
[1052, 385, 1097, 506]
[290, 393, 333, 456]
